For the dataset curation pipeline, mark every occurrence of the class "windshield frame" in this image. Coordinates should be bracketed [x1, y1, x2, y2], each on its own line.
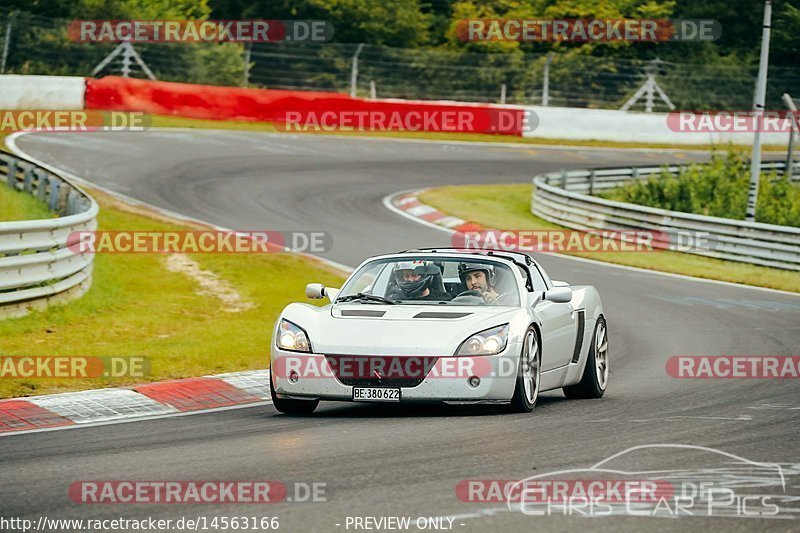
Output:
[336, 254, 527, 307]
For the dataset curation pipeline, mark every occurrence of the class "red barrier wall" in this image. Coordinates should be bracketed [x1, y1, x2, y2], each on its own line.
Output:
[85, 77, 524, 136]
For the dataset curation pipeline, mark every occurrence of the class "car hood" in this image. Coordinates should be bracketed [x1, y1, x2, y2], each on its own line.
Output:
[279, 303, 522, 356]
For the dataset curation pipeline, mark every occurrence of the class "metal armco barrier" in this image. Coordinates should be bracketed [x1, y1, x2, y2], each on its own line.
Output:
[0, 151, 98, 317]
[532, 161, 800, 271]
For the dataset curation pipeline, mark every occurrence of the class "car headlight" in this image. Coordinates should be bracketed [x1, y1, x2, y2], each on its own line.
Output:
[455, 324, 509, 356]
[277, 319, 312, 353]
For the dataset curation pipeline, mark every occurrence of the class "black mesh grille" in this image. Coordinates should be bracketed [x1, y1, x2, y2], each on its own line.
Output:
[324, 355, 439, 388]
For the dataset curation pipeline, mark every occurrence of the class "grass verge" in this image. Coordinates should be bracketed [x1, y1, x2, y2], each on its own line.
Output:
[0, 184, 54, 222]
[0, 188, 346, 398]
[418, 184, 800, 293]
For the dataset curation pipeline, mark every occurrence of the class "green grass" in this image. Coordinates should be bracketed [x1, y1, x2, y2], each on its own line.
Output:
[148, 115, 787, 152]
[0, 188, 346, 398]
[419, 184, 800, 293]
[0, 184, 54, 221]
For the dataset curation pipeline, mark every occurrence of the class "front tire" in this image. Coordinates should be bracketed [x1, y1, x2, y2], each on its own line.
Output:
[507, 326, 541, 413]
[563, 316, 608, 399]
[270, 373, 319, 415]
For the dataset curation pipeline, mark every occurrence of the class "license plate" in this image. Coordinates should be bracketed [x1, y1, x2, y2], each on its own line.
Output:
[352, 387, 401, 402]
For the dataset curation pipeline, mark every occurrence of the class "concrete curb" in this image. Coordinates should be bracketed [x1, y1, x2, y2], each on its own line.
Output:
[388, 189, 486, 235]
[0, 370, 271, 435]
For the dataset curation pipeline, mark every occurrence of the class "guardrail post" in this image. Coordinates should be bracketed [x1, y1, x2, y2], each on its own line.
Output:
[58, 184, 69, 215]
[23, 165, 35, 193]
[588, 170, 596, 195]
[48, 179, 60, 212]
[632, 167, 639, 182]
[66, 189, 78, 215]
[37, 173, 48, 202]
[560, 170, 567, 189]
[5, 158, 16, 188]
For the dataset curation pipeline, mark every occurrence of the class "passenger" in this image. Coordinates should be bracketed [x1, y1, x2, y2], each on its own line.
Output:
[387, 260, 452, 302]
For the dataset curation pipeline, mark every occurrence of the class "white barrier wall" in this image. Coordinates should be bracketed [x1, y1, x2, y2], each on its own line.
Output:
[0, 75, 86, 110]
[522, 105, 790, 145]
[0, 75, 789, 145]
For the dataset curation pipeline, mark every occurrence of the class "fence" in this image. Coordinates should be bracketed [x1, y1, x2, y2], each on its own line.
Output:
[532, 161, 800, 271]
[0, 151, 98, 318]
[2, 9, 800, 111]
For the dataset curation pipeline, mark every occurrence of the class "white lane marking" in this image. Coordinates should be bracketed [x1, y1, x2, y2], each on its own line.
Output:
[137, 127, 736, 154]
[382, 189, 800, 298]
[749, 404, 800, 410]
[630, 415, 753, 422]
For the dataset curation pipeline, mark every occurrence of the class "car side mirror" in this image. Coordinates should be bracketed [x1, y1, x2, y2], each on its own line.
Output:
[544, 286, 572, 303]
[306, 283, 325, 299]
[306, 283, 339, 302]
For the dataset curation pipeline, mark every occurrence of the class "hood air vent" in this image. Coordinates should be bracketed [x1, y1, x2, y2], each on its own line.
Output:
[413, 312, 472, 319]
[340, 309, 386, 317]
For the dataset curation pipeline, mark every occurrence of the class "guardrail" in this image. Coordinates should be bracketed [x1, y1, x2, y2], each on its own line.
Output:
[0, 151, 98, 317]
[532, 160, 800, 271]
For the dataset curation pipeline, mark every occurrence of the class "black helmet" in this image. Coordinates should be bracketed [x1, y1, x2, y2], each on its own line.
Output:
[458, 262, 495, 286]
[393, 260, 439, 298]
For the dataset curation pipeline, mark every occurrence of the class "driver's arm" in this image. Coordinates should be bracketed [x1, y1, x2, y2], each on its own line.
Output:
[483, 290, 499, 303]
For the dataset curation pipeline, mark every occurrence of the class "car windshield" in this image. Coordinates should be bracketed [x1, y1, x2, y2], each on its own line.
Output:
[337, 257, 521, 306]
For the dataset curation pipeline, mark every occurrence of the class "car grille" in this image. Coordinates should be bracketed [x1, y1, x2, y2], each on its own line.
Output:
[324, 355, 439, 388]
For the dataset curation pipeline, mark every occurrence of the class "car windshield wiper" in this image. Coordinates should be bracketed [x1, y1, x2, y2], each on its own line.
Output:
[336, 292, 396, 305]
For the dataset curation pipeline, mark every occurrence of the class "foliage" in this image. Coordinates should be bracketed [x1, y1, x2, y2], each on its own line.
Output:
[605, 149, 800, 227]
[186, 42, 246, 86]
[1, 0, 798, 102]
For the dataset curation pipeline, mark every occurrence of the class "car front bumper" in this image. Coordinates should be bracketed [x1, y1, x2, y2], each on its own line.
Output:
[270, 345, 521, 403]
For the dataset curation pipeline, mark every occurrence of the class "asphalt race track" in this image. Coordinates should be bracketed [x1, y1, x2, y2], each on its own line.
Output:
[2, 131, 799, 532]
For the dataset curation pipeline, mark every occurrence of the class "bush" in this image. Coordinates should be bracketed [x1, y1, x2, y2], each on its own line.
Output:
[605, 149, 800, 227]
[186, 43, 246, 87]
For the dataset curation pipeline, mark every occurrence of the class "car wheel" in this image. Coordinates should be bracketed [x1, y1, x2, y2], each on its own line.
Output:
[563, 316, 608, 399]
[507, 326, 541, 413]
[270, 372, 319, 415]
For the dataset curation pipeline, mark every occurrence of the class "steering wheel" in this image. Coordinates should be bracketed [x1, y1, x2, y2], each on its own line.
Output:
[493, 292, 513, 305]
[455, 290, 484, 299]
[455, 290, 514, 305]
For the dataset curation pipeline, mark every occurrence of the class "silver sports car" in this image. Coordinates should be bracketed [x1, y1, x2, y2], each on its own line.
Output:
[269, 249, 608, 415]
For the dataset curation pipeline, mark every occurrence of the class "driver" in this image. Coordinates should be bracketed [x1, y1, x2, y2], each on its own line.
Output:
[458, 262, 500, 304]
[387, 260, 451, 301]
